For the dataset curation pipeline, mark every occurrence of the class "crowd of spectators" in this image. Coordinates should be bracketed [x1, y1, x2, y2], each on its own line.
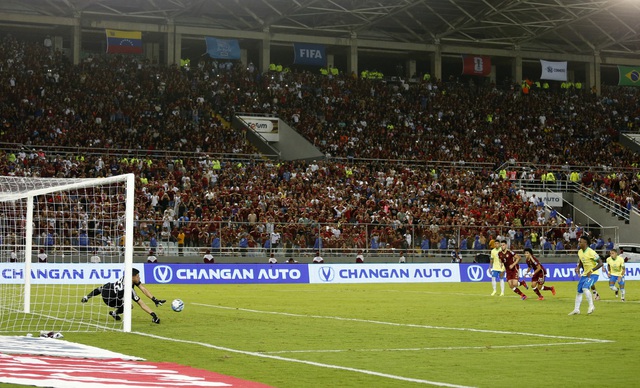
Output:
[1, 35, 640, 259]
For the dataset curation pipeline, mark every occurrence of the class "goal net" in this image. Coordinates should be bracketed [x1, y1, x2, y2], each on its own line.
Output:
[0, 173, 135, 334]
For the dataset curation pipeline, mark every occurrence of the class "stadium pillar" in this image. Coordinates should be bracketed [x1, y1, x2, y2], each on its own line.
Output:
[260, 28, 271, 73]
[348, 33, 358, 76]
[512, 50, 522, 84]
[586, 53, 601, 96]
[165, 21, 181, 66]
[431, 41, 441, 81]
[241, 48, 248, 67]
[327, 54, 335, 68]
[71, 18, 81, 65]
[406, 59, 416, 79]
[145, 42, 160, 64]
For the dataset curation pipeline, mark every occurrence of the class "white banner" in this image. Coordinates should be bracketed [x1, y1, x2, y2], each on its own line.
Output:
[238, 115, 279, 142]
[540, 60, 567, 81]
[526, 191, 563, 207]
[309, 263, 460, 284]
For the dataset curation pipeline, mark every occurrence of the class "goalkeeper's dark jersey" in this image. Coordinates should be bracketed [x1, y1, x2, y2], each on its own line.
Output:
[102, 276, 141, 303]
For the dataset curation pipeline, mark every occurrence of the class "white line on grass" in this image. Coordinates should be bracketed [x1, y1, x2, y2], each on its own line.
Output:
[194, 303, 614, 344]
[132, 331, 477, 388]
[261, 341, 598, 354]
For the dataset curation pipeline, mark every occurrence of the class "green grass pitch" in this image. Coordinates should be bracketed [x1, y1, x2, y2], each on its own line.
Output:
[7, 281, 640, 387]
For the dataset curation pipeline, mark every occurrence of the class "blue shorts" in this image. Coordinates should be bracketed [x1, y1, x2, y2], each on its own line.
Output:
[609, 275, 625, 287]
[491, 270, 503, 278]
[577, 274, 599, 293]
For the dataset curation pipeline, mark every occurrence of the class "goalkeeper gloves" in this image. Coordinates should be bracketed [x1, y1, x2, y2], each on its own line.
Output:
[151, 312, 160, 324]
[152, 297, 166, 307]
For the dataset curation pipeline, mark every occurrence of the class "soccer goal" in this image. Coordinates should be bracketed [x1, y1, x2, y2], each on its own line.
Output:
[0, 173, 136, 334]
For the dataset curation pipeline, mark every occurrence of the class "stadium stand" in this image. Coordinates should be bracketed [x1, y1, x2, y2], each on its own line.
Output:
[1, 35, 640, 262]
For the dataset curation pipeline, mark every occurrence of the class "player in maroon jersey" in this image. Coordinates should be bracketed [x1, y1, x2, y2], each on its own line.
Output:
[498, 240, 529, 300]
[523, 248, 556, 300]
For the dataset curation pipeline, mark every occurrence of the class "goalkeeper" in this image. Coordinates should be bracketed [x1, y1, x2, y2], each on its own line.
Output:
[81, 268, 165, 324]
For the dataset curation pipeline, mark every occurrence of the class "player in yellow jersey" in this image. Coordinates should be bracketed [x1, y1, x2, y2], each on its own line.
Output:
[569, 235, 603, 315]
[605, 248, 626, 302]
[490, 245, 505, 296]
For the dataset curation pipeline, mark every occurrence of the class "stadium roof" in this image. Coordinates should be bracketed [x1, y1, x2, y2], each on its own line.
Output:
[1, 0, 640, 58]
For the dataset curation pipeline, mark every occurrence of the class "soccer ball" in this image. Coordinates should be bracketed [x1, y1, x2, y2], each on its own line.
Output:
[171, 299, 184, 312]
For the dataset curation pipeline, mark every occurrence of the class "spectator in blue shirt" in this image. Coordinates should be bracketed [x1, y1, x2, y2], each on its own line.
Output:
[524, 236, 533, 250]
[370, 235, 379, 251]
[420, 236, 430, 256]
[473, 235, 482, 250]
[210, 233, 221, 255]
[595, 237, 605, 250]
[238, 234, 248, 256]
[439, 236, 447, 250]
[605, 238, 614, 251]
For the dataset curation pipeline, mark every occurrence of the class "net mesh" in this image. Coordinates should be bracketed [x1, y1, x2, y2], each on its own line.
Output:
[0, 174, 133, 334]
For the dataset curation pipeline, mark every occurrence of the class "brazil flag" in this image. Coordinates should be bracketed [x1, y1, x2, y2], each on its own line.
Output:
[618, 65, 640, 86]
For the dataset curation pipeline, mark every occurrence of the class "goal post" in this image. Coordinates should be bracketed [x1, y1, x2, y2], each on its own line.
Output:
[0, 173, 135, 334]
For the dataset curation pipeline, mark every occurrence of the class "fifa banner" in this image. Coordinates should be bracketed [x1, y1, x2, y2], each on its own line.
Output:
[293, 43, 326, 66]
[540, 60, 567, 81]
[525, 191, 563, 207]
[237, 115, 279, 142]
[106, 29, 142, 54]
[618, 65, 640, 86]
[461, 55, 491, 76]
[460, 263, 640, 282]
[205, 37, 241, 60]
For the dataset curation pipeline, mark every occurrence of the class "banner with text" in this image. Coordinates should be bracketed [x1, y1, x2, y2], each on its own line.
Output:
[308, 263, 460, 284]
[293, 43, 326, 66]
[460, 263, 640, 282]
[526, 191, 563, 207]
[143, 264, 309, 284]
[0, 263, 126, 284]
[238, 115, 280, 142]
[540, 60, 568, 81]
[3, 263, 638, 285]
[461, 55, 491, 76]
[205, 37, 241, 60]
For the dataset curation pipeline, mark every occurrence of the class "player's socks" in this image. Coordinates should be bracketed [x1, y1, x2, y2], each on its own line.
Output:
[513, 287, 523, 296]
[584, 289, 594, 309]
[575, 292, 583, 311]
[534, 288, 542, 297]
[520, 280, 528, 290]
[621, 289, 626, 299]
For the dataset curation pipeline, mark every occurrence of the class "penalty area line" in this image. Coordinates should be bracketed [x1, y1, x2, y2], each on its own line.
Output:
[194, 303, 613, 344]
[261, 341, 599, 354]
[132, 331, 477, 388]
